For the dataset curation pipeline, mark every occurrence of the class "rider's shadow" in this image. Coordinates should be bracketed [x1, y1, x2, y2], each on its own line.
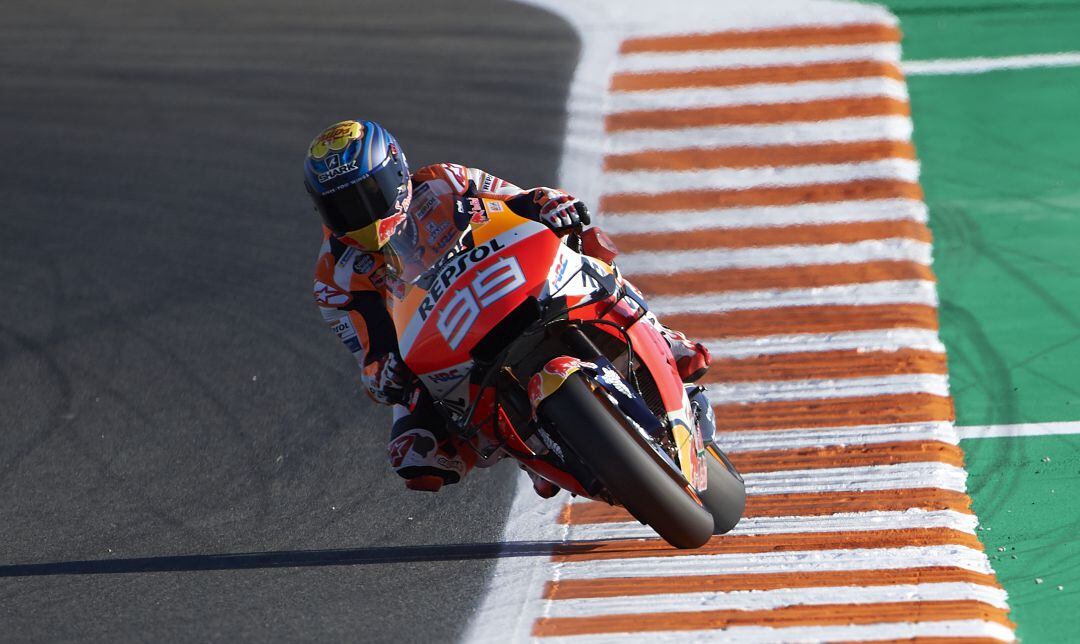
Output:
[0, 541, 566, 577]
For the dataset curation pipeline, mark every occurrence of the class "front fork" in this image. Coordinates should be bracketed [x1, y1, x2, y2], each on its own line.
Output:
[529, 326, 713, 492]
[688, 385, 744, 483]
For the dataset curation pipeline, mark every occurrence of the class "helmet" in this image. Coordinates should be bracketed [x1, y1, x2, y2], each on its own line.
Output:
[303, 120, 412, 250]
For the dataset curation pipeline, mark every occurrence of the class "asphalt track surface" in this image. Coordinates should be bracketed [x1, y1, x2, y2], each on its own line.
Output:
[0, 1, 577, 641]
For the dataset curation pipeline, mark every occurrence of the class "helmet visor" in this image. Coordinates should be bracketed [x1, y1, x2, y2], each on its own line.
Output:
[314, 156, 406, 235]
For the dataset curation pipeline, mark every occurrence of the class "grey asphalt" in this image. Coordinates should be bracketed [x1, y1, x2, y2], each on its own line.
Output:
[0, 1, 577, 641]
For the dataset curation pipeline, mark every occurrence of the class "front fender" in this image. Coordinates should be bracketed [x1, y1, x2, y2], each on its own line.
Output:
[530, 355, 707, 492]
[527, 356, 594, 413]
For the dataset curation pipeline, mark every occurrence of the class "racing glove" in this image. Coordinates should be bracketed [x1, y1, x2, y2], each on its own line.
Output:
[362, 352, 410, 406]
[509, 187, 590, 233]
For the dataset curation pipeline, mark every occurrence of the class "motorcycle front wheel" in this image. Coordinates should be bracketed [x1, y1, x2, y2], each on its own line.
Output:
[540, 374, 715, 549]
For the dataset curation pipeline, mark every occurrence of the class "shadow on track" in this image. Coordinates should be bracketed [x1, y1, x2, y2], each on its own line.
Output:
[0, 541, 562, 577]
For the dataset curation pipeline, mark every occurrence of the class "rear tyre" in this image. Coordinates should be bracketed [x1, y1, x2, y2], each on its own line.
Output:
[540, 374, 715, 549]
[698, 447, 745, 534]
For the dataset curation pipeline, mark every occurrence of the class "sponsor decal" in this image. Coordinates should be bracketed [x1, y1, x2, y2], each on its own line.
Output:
[485, 200, 504, 213]
[536, 427, 565, 461]
[428, 368, 465, 383]
[314, 280, 350, 306]
[368, 265, 389, 289]
[377, 211, 406, 247]
[481, 174, 494, 192]
[414, 195, 439, 221]
[434, 256, 526, 350]
[309, 121, 363, 160]
[353, 252, 376, 275]
[317, 159, 358, 184]
[544, 357, 590, 379]
[425, 220, 450, 244]
[467, 197, 488, 225]
[336, 247, 355, 269]
[418, 238, 507, 321]
[599, 366, 633, 398]
[385, 273, 405, 300]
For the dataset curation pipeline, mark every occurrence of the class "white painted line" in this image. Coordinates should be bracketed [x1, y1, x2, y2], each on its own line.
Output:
[620, 238, 932, 273]
[647, 279, 938, 315]
[702, 372, 949, 403]
[615, 0, 898, 37]
[607, 77, 909, 113]
[607, 115, 913, 153]
[604, 158, 920, 193]
[538, 620, 1016, 643]
[601, 199, 928, 234]
[461, 474, 568, 643]
[956, 420, 1080, 440]
[704, 328, 945, 358]
[715, 421, 960, 452]
[741, 462, 968, 495]
[904, 51, 1080, 76]
[566, 509, 978, 541]
[552, 544, 995, 580]
[615, 43, 901, 74]
[546, 582, 1008, 618]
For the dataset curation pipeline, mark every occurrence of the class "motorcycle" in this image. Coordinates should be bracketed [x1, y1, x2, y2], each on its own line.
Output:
[383, 193, 745, 549]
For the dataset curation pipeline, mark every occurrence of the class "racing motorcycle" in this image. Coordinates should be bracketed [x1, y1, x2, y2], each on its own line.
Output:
[383, 194, 745, 549]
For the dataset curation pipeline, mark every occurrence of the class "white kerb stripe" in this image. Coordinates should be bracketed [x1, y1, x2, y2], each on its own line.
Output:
[607, 116, 913, 153]
[704, 373, 949, 404]
[599, 200, 928, 234]
[607, 77, 909, 113]
[904, 51, 1080, 76]
[741, 462, 967, 495]
[716, 421, 960, 452]
[614, 43, 902, 74]
[619, 238, 932, 273]
[565, 509, 978, 542]
[956, 420, 1080, 439]
[704, 328, 945, 358]
[552, 544, 994, 580]
[537, 620, 1016, 643]
[603, 159, 920, 193]
[647, 280, 938, 315]
[546, 583, 1008, 618]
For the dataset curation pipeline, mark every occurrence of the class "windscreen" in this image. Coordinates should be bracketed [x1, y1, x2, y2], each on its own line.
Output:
[383, 199, 470, 285]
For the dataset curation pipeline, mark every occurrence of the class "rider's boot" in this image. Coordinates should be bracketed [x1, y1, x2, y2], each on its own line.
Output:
[522, 465, 561, 498]
[641, 311, 710, 382]
[663, 326, 711, 383]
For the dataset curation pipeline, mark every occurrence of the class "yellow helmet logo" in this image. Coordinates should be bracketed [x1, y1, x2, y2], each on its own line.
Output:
[309, 120, 363, 160]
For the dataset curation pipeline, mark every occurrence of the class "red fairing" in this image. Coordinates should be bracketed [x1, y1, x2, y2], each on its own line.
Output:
[405, 228, 562, 376]
[568, 297, 686, 414]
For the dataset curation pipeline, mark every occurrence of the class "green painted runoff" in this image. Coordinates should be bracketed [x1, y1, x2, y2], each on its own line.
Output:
[962, 435, 1080, 642]
[862, 1, 1080, 640]
[908, 67, 1080, 427]
[886, 0, 1080, 61]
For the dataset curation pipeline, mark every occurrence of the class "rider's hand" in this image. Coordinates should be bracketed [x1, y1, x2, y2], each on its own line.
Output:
[362, 353, 409, 405]
[532, 188, 590, 233]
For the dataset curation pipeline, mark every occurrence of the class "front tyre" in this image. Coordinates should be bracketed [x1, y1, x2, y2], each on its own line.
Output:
[540, 374, 715, 549]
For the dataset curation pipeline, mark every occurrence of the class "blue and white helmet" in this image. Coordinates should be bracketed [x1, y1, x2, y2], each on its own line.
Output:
[303, 120, 411, 250]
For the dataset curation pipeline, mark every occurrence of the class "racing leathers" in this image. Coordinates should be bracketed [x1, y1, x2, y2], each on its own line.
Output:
[313, 163, 709, 493]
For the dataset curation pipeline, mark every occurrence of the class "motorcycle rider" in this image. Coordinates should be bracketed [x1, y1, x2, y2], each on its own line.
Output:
[305, 119, 711, 495]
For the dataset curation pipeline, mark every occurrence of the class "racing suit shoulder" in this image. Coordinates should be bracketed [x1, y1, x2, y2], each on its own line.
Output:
[312, 229, 386, 306]
[412, 163, 522, 199]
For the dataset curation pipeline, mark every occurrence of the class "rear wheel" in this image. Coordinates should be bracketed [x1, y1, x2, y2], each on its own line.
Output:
[699, 446, 746, 534]
[540, 374, 715, 549]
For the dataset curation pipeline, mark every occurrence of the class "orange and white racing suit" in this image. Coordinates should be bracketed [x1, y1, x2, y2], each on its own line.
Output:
[313, 163, 708, 493]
